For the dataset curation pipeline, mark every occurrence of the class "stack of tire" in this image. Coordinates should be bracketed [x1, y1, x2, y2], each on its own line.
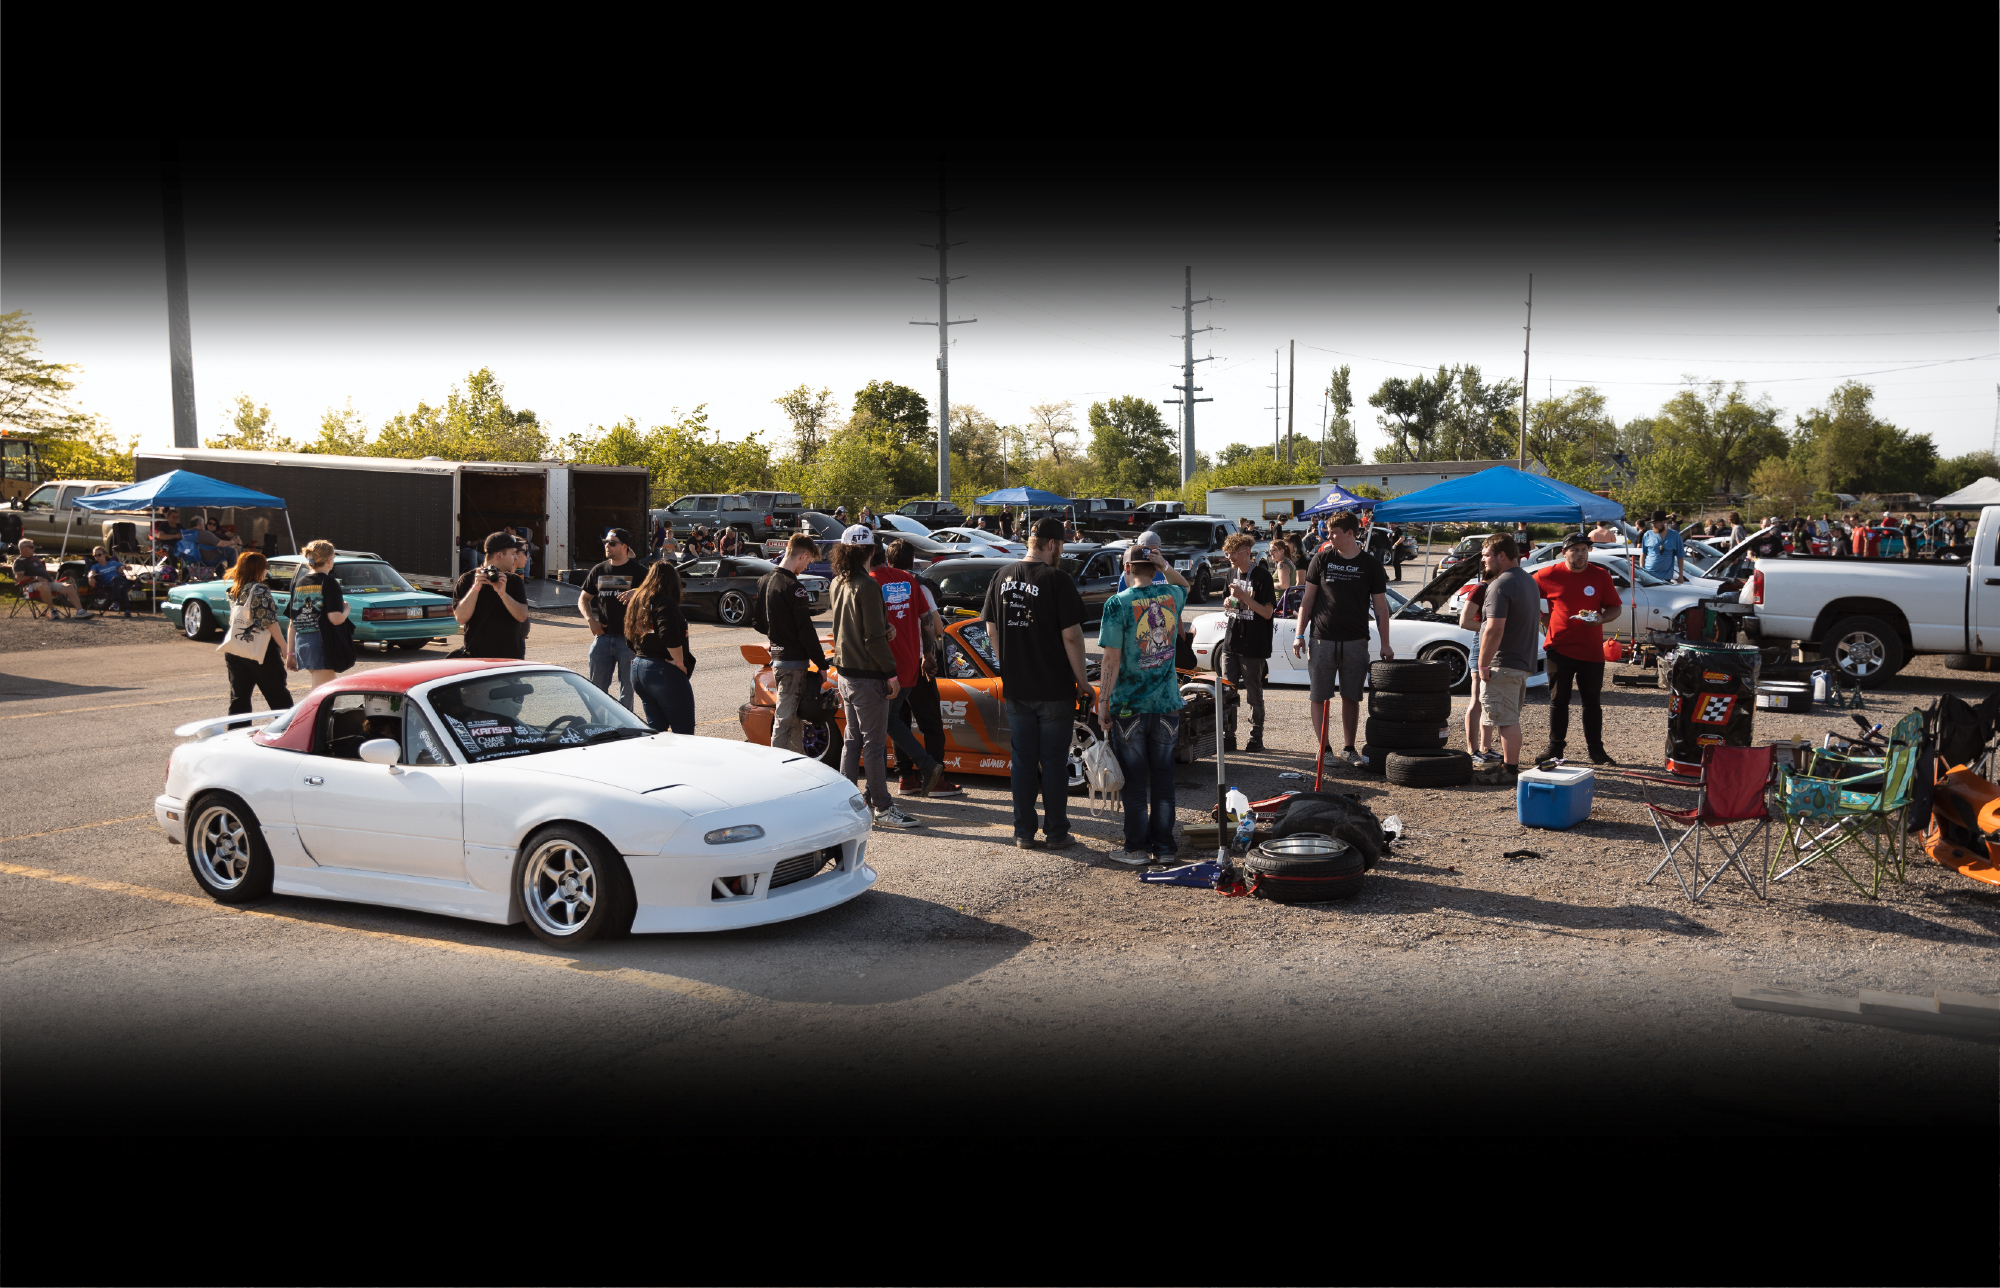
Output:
[1361, 660, 1473, 787]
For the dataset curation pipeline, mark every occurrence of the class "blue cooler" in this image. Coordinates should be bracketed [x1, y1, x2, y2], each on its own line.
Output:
[1517, 765, 1595, 829]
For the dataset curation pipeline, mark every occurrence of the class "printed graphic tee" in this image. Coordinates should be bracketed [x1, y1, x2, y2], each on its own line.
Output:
[1531, 561, 1622, 662]
[1098, 582, 1188, 715]
[287, 571, 345, 636]
[1302, 545, 1387, 641]
[582, 557, 648, 636]
[870, 565, 926, 688]
[980, 558, 1085, 702]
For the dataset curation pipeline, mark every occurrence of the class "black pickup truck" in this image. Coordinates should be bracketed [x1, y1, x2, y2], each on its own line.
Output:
[1081, 499, 1189, 536]
[1024, 496, 1136, 529]
[1144, 515, 1235, 604]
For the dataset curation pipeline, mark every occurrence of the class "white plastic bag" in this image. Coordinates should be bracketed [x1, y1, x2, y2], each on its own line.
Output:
[1083, 733, 1125, 816]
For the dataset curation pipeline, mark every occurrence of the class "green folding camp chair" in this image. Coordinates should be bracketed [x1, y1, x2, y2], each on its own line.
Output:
[1772, 710, 1922, 898]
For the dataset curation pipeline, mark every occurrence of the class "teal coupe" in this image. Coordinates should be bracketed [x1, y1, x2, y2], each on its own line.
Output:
[164, 555, 460, 651]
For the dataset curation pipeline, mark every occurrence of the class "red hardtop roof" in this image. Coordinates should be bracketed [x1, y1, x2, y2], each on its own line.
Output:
[315, 658, 548, 696]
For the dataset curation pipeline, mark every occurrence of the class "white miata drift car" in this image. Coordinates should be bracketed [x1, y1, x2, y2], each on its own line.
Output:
[157, 659, 875, 944]
[1189, 586, 1547, 692]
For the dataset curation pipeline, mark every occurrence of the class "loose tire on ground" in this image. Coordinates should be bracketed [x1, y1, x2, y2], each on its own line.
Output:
[1415, 643, 1472, 693]
[1363, 716, 1451, 750]
[1246, 843, 1366, 902]
[516, 824, 636, 946]
[1366, 690, 1451, 723]
[1385, 748, 1474, 787]
[1358, 744, 1391, 774]
[1820, 614, 1905, 688]
[1369, 659, 1453, 693]
[185, 792, 275, 903]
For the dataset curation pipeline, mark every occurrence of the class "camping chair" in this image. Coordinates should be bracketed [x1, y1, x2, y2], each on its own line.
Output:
[1629, 745, 1776, 902]
[1773, 709, 1923, 899]
[7, 576, 70, 620]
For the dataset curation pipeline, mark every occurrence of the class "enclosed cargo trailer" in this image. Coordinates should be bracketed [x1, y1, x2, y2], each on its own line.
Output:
[134, 449, 647, 590]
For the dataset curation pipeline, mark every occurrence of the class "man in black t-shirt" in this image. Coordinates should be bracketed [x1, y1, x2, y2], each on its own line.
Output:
[980, 517, 1092, 849]
[1294, 511, 1392, 766]
[580, 526, 648, 709]
[1218, 531, 1275, 752]
[452, 531, 530, 659]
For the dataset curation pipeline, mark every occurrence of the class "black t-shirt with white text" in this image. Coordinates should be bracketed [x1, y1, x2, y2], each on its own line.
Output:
[1302, 545, 1388, 642]
[1224, 562, 1276, 659]
[452, 567, 528, 659]
[979, 558, 1086, 702]
[582, 557, 648, 636]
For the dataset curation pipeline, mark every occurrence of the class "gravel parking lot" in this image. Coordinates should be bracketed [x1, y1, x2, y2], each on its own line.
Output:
[2, 600, 1993, 1138]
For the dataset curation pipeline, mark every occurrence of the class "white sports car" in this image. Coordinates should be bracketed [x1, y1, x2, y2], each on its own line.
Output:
[157, 659, 875, 944]
[1189, 587, 1546, 692]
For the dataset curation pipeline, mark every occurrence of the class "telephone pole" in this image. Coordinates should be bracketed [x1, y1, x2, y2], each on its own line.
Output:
[1267, 350, 1283, 459]
[1165, 267, 1214, 485]
[161, 142, 198, 449]
[1286, 340, 1296, 466]
[1518, 274, 1533, 473]
[913, 176, 975, 500]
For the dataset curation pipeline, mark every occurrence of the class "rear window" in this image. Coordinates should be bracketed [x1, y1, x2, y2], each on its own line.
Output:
[330, 561, 415, 594]
[933, 563, 1000, 597]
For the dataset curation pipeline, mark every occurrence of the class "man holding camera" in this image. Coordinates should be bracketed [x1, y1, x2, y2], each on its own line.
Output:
[453, 531, 529, 659]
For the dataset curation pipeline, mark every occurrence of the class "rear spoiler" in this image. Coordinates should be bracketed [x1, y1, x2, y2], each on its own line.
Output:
[173, 711, 283, 741]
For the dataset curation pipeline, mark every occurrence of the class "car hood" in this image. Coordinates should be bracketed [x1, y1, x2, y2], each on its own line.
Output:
[514, 735, 842, 812]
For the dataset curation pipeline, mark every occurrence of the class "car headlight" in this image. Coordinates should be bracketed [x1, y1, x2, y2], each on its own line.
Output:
[1174, 559, 1193, 570]
[704, 824, 765, 845]
[848, 794, 868, 813]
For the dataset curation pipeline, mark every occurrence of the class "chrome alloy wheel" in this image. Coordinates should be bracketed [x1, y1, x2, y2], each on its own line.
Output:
[182, 599, 207, 640]
[1833, 628, 1888, 679]
[191, 803, 254, 890]
[523, 838, 599, 936]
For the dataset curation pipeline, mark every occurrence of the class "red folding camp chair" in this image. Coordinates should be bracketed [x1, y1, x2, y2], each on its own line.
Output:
[1629, 745, 1776, 902]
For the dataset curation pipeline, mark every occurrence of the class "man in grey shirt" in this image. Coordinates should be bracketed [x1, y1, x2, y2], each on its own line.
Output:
[1475, 533, 1539, 775]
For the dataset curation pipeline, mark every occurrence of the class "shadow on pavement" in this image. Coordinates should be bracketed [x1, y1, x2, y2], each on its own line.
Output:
[0, 673, 140, 702]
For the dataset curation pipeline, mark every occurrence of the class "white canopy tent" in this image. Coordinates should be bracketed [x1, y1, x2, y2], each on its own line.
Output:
[1929, 477, 2000, 510]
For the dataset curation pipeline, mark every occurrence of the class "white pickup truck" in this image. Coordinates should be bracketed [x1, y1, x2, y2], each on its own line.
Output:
[1746, 505, 2000, 685]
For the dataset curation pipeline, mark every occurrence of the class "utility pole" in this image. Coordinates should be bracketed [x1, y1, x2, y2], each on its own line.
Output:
[1518, 273, 1532, 473]
[1286, 340, 1296, 466]
[913, 175, 974, 500]
[1267, 350, 1282, 459]
[161, 142, 198, 449]
[1164, 266, 1214, 485]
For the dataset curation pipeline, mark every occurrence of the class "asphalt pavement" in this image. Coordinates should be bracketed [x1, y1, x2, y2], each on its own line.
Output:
[2, 603, 1995, 1139]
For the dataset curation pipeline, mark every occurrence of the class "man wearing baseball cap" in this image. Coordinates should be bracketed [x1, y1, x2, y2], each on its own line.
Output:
[1530, 532, 1622, 765]
[452, 530, 530, 659]
[580, 527, 649, 709]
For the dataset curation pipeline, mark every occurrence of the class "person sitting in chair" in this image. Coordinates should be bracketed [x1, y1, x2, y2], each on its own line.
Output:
[11, 539, 90, 618]
[85, 546, 131, 617]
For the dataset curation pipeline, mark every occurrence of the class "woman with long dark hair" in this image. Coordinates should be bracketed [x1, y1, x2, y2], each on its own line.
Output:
[624, 560, 695, 733]
[221, 552, 292, 718]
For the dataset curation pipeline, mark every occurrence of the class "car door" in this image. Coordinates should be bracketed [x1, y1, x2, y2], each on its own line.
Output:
[1973, 517, 2000, 654]
[1076, 551, 1121, 618]
[937, 627, 1009, 770]
[290, 695, 466, 879]
[680, 558, 722, 616]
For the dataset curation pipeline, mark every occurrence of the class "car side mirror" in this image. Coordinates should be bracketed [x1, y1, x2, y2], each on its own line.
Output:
[358, 738, 401, 766]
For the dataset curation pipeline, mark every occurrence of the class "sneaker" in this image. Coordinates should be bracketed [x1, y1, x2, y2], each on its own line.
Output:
[1535, 748, 1565, 765]
[921, 762, 945, 797]
[74, 609, 93, 619]
[1244, 735, 1265, 753]
[1107, 848, 1149, 866]
[927, 778, 964, 798]
[1587, 748, 1617, 766]
[874, 806, 923, 829]
[1339, 747, 1366, 768]
[897, 777, 923, 795]
[1014, 837, 1043, 850]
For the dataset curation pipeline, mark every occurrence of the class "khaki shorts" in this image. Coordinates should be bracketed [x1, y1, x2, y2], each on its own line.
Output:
[1479, 666, 1527, 727]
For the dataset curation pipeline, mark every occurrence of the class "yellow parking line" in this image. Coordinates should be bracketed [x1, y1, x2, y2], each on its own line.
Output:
[0, 814, 153, 844]
[0, 860, 759, 1007]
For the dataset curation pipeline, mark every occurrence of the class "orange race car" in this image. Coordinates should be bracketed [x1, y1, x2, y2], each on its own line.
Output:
[737, 615, 1230, 791]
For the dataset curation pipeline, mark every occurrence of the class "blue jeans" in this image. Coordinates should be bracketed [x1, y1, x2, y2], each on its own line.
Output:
[588, 630, 636, 709]
[1110, 711, 1180, 855]
[631, 658, 694, 734]
[1006, 697, 1075, 841]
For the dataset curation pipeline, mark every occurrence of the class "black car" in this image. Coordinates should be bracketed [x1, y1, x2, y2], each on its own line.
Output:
[677, 555, 828, 625]
[894, 499, 967, 530]
[922, 548, 1123, 624]
[1144, 516, 1234, 603]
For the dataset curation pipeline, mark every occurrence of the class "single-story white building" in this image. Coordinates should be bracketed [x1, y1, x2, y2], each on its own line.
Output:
[1202, 483, 1340, 528]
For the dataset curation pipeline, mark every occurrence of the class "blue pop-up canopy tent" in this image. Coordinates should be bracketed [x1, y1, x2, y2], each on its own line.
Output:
[1372, 466, 1624, 525]
[974, 486, 1071, 507]
[1299, 483, 1376, 518]
[69, 469, 294, 559]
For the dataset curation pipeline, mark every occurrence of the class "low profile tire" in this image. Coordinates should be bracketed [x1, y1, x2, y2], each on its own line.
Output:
[1367, 690, 1451, 723]
[1416, 644, 1472, 693]
[1820, 615, 1904, 688]
[185, 792, 274, 903]
[717, 590, 751, 627]
[181, 599, 216, 641]
[1190, 567, 1211, 605]
[1247, 844, 1367, 902]
[802, 717, 842, 768]
[517, 825, 636, 946]
[1385, 748, 1473, 787]
[1363, 715, 1451, 750]
[1358, 743, 1391, 775]
[1370, 659, 1452, 693]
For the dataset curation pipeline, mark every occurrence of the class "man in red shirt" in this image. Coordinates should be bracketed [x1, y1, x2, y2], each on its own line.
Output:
[868, 539, 946, 797]
[1531, 533, 1623, 765]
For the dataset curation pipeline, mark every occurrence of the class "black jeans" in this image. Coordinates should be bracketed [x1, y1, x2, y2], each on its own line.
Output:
[1545, 650, 1605, 754]
[225, 639, 292, 722]
[900, 675, 947, 766]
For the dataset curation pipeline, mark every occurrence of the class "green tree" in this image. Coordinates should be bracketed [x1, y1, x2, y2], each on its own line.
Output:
[206, 394, 298, 452]
[370, 368, 548, 461]
[1624, 443, 1711, 516]
[1086, 394, 1175, 493]
[1654, 379, 1785, 492]
[773, 385, 839, 465]
[0, 310, 79, 436]
[1323, 365, 1360, 466]
[1749, 454, 1813, 515]
[301, 401, 372, 455]
[37, 415, 136, 481]
[849, 379, 934, 497]
[1524, 386, 1617, 490]
[1930, 450, 2000, 497]
[1434, 365, 1520, 461]
[1789, 380, 1941, 496]
[1163, 454, 1321, 508]
[1368, 368, 1453, 461]
[1218, 442, 1258, 468]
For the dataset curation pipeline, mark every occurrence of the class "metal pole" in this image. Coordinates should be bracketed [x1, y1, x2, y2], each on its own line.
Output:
[1518, 273, 1532, 473]
[1287, 340, 1296, 466]
[936, 178, 950, 501]
[161, 142, 198, 449]
[1169, 267, 1214, 486]
[1215, 669, 1229, 867]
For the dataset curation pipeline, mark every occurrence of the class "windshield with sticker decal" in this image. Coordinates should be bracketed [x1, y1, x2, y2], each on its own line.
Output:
[426, 670, 653, 763]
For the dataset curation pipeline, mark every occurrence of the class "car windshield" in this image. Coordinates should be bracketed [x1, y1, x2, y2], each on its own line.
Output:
[426, 670, 653, 763]
[729, 557, 777, 575]
[329, 561, 415, 594]
[1149, 521, 1214, 545]
[933, 563, 999, 597]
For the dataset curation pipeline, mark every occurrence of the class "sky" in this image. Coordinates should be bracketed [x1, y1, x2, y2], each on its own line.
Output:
[5, 139, 1994, 473]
